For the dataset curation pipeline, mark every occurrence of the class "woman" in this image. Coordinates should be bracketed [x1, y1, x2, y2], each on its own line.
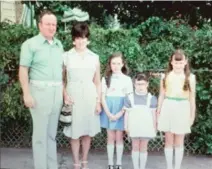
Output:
[63, 22, 101, 169]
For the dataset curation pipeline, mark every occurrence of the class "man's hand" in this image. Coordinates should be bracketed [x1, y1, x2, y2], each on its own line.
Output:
[190, 117, 195, 127]
[23, 93, 35, 108]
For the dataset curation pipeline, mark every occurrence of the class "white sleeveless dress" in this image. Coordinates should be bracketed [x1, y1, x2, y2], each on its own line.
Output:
[63, 48, 101, 139]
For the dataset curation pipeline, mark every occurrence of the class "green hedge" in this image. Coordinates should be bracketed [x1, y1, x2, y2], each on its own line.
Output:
[0, 17, 211, 154]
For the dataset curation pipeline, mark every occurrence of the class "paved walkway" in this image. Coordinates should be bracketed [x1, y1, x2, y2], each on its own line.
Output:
[1, 148, 212, 169]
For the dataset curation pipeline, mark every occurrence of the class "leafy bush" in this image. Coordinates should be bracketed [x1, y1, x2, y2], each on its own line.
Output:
[0, 17, 211, 154]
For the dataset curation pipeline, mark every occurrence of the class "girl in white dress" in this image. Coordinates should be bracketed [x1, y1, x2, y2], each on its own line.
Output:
[63, 22, 101, 169]
[157, 49, 196, 169]
[124, 73, 157, 169]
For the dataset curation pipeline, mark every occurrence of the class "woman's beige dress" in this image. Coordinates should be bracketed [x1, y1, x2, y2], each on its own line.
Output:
[63, 48, 101, 139]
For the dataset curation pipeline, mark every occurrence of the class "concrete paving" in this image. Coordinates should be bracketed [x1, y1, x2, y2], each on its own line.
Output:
[1, 148, 212, 169]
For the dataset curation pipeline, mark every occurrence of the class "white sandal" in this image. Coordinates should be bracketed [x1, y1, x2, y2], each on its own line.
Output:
[73, 163, 81, 169]
[81, 161, 89, 169]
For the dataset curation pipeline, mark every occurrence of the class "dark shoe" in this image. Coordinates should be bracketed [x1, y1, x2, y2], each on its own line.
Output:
[115, 165, 122, 169]
[108, 165, 114, 169]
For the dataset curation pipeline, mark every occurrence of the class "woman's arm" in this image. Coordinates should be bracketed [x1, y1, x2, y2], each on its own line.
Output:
[93, 60, 102, 114]
[63, 66, 73, 105]
[62, 52, 73, 105]
[93, 60, 101, 102]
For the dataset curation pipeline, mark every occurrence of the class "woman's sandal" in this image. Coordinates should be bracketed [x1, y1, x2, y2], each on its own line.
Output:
[81, 161, 89, 169]
[73, 163, 81, 169]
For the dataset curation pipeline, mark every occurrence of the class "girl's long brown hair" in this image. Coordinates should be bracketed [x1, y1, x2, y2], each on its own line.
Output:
[105, 52, 129, 88]
[163, 49, 191, 91]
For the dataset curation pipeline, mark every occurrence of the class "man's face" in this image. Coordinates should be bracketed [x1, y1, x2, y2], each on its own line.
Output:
[39, 14, 57, 39]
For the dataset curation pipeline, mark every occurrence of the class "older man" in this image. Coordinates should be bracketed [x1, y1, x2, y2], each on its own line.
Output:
[19, 11, 63, 169]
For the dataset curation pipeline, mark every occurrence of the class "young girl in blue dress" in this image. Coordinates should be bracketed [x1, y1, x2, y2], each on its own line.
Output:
[100, 52, 133, 169]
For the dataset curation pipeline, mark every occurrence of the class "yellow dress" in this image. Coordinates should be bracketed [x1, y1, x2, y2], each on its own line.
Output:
[158, 71, 195, 134]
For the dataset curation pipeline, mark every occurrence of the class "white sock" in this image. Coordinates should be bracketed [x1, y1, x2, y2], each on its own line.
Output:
[164, 147, 173, 169]
[175, 147, 184, 169]
[107, 144, 114, 165]
[116, 144, 124, 165]
[131, 151, 139, 169]
[139, 152, 148, 169]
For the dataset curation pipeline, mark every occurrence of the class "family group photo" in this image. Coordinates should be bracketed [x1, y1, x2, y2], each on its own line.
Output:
[0, 1, 211, 169]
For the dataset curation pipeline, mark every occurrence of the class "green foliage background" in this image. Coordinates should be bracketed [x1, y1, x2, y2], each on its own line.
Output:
[0, 17, 211, 154]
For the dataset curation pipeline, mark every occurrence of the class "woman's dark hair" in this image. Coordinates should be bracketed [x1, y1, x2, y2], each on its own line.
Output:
[71, 22, 90, 40]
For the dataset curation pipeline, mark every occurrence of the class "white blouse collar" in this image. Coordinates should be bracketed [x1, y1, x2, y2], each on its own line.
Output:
[111, 72, 124, 79]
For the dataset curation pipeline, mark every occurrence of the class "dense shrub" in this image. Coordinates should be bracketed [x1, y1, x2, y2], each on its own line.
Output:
[0, 17, 211, 154]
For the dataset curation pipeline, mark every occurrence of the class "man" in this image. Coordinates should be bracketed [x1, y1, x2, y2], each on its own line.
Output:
[19, 10, 64, 169]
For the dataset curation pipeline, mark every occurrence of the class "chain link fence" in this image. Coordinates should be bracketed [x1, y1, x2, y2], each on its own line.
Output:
[0, 70, 208, 155]
[0, 121, 200, 154]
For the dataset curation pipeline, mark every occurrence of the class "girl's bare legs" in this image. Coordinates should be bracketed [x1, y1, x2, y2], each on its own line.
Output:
[115, 131, 124, 166]
[107, 130, 116, 166]
[132, 139, 140, 169]
[165, 132, 174, 147]
[139, 140, 149, 169]
[174, 134, 185, 169]
[165, 132, 174, 169]
[81, 135, 91, 168]
[71, 138, 80, 169]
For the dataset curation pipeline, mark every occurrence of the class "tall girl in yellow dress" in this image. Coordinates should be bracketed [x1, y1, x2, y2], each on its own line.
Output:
[157, 49, 196, 169]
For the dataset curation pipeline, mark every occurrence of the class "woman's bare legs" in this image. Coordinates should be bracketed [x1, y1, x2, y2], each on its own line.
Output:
[81, 135, 91, 168]
[71, 138, 81, 169]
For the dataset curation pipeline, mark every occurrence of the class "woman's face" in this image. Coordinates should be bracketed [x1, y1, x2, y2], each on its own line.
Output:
[110, 57, 124, 74]
[73, 37, 88, 51]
